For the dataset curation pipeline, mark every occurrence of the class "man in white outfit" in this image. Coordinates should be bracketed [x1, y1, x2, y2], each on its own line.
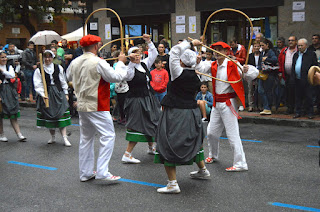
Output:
[67, 35, 134, 181]
[203, 41, 258, 171]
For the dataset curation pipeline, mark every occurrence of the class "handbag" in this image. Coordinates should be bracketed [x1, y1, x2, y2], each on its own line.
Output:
[257, 70, 268, 80]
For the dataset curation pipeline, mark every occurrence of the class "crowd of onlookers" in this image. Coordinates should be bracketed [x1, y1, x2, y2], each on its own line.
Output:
[0, 32, 319, 121]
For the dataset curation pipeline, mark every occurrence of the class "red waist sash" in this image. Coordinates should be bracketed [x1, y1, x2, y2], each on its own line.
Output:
[214, 92, 241, 119]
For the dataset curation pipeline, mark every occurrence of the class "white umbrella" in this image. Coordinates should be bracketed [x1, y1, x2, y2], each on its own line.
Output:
[30, 30, 62, 45]
[61, 27, 87, 41]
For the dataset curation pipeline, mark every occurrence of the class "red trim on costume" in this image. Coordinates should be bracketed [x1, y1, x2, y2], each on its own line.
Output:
[211, 61, 245, 108]
[97, 78, 110, 111]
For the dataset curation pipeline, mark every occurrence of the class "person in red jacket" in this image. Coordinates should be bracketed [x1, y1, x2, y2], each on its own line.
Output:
[205, 41, 258, 171]
[150, 58, 169, 102]
[229, 38, 247, 65]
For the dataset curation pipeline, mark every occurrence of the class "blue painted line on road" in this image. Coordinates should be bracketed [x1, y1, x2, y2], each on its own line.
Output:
[119, 178, 165, 188]
[8, 161, 57, 171]
[220, 137, 262, 143]
[307, 145, 320, 148]
[71, 124, 80, 126]
[269, 202, 320, 211]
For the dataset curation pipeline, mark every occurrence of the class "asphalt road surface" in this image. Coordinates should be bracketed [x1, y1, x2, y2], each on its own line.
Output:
[1, 107, 319, 212]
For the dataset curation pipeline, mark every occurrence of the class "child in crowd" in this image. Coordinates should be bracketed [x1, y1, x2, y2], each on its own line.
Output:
[195, 82, 213, 122]
[150, 58, 169, 102]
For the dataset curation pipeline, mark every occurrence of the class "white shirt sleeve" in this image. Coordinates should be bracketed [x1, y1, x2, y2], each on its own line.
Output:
[237, 63, 259, 81]
[3, 65, 15, 79]
[141, 41, 158, 69]
[97, 59, 130, 83]
[116, 61, 136, 82]
[58, 65, 69, 95]
[169, 40, 192, 81]
[66, 63, 72, 82]
[33, 68, 45, 97]
[196, 60, 212, 75]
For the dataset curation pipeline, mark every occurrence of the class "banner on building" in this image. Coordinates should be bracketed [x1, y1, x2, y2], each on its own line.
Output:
[105, 24, 111, 39]
[189, 16, 196, 34]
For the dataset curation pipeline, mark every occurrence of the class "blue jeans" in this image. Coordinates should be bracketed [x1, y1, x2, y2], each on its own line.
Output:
[154, 90, 167, 103]
[258, 75, 275, 110]
[23, 69, 36, 99]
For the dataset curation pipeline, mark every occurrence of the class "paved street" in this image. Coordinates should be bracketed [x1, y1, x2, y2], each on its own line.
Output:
[0, 107, 319, 212]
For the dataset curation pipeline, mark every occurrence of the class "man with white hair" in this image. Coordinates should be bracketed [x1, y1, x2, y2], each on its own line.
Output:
[205, 41, 259, 172]
[155, 39, 210, 194]
[292, 38, 318, 119]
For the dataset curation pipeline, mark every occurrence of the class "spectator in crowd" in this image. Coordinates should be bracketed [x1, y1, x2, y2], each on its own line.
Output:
[74, 44, 83, 59]
[0, 44, 4, 50]
[195, 82, 213, 122]
[258, 38, 278, 115]
[97, 41, 108, 59]
[292, 38, 318, 119]
[195, 50, 214, 93]
[150, 58, 169, 102]
[51, 40, 58, 49]
[308, 34, 320, 114]
[279, 36, 298, 114]
[249, 32, 264, 53]
[57, 39, 66, 59]
[309, 34, 320, 60]
[159, 35, 170, 53]
[106, 44, 118, 66]
[21, 41, 37, 101]
[229, 37, 247, 65]
[274, 37, 286, 56]
[157, 43, 170, 79]
[247, 41, 262, 112]
[59, 39, 74, 68]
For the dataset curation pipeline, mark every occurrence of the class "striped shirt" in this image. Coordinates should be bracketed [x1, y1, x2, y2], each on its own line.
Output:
[284, 47, 297, 75]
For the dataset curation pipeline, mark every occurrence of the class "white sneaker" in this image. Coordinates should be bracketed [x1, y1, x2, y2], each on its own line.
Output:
[47, 137, 56, 144]
[121, 153, 141, 164]
[17, 133, 26, 142]
[97, 173, 121, 181]
[190, 168, 211, 179]
[260, 109, 272, 115]
[63, 136, 71, 147]
[0, 134, 8, 142]
[225, 166, 248, 172]
[80, 171, 96, 182]
[147, 146, 156, 155]
[239, 106, 244, 111]
[157, 181, 181, 194]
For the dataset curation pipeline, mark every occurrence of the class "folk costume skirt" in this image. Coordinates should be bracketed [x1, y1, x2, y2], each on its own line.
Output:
[36, 85, 71, 128]
[0, 83, 20, 119]
[124, 91, 161, 142]
[154, 107, 204, 166]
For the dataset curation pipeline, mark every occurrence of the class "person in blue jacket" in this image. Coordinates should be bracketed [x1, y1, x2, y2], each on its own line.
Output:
[195, 82, 213, 122]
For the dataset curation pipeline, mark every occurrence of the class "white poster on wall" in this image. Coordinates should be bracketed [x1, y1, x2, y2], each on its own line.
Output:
[153, 29, 158, 43]
[176, 16, 185, 24]
[112, 27, 120, 35]
[176, 25, 185, 33]
[293, 1, 305, 10]
[189, 16, 196, 33]
[105, 24, 111, 39]
[292, 12, 305, 22]
[90, 22, 98, 30]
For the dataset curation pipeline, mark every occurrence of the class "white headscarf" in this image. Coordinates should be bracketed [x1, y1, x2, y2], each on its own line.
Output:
[180, 49, 196, 67]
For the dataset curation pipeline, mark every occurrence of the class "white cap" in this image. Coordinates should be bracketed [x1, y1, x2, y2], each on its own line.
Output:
[128, 46, 139, 55]
[43, 50, 55, 58]
[180, 49, 196, 67]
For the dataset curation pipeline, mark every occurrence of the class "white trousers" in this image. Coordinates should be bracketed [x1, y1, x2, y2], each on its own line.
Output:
[79, 111, 115, 180]
[207, 98, 247, 168]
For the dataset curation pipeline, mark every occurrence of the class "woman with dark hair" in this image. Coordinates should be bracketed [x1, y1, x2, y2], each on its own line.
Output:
[258, 38, 278, 115]
[33, 50, 71, 146]
[0, 51, 26, 142]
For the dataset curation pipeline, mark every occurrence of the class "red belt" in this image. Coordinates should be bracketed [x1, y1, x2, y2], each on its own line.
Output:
[215, 92, 237, 102]
[214, 92, 242, 119]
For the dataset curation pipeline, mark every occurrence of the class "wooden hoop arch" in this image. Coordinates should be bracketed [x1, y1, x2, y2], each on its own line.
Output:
[199, 8, 254, 84]
[84, 8, 124, 52]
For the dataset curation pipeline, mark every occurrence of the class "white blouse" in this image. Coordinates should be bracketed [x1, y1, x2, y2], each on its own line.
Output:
[0, 64, 16, 83]
[33, 63, 68, 97]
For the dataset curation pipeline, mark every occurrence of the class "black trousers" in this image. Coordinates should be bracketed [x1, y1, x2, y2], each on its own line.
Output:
[285, 74, 295, 112]
[295, 79, 313, 116]
[116, 91, 128, 120]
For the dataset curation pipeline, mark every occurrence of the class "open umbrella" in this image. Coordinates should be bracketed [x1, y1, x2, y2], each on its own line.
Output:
[30, 30, 62, 45]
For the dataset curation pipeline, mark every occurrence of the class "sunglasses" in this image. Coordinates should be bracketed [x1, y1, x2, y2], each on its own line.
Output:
[288, 40, 295, 42]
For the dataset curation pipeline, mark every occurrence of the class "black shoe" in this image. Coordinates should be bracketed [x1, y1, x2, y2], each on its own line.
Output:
[308, 115, 314, 119]
[293, 114, 301, 119]
[284, 109, 294, 115]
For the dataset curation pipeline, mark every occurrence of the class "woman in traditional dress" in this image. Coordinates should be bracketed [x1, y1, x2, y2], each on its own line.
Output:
[0, 51, 26, 142]
[121, 34, 161, 164]
[33, 50, 71, 146]
[154, 40, 210, 194]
